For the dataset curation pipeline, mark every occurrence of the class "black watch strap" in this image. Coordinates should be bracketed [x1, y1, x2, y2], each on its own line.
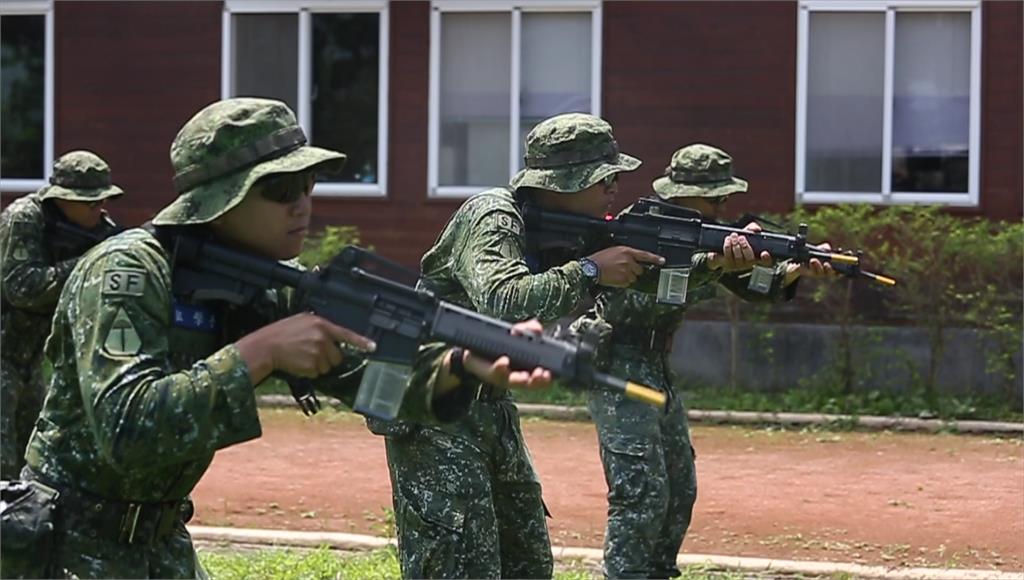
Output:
[448, 347, 470, 383]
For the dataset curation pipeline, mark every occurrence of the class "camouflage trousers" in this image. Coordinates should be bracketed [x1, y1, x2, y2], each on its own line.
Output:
[48, 518, 206, 579]
[381, 398, 553, 578]
[1, 356, 45, 480]
[587, 349, 697, 579]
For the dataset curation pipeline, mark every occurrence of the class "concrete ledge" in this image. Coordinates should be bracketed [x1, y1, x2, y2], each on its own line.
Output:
[190, 525, 1023, 580]
[257, 395, 1024, 435]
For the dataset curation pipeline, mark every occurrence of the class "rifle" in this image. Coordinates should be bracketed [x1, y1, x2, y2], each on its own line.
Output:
[521, 196, 895, 304]
[724, 213, 895, 287]
[164, 232, 667, 419]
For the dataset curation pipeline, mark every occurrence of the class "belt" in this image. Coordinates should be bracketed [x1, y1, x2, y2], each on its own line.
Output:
[474, 383, 509, 402]
[24, 468, 192, 546]
[610, 326, 674, 353]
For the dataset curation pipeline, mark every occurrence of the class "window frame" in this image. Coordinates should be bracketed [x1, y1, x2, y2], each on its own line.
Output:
[427, 0, 602, 199]
[222, 0, 390, 198]
[795, 0, 981, 206]
[0, 0, 54, 193]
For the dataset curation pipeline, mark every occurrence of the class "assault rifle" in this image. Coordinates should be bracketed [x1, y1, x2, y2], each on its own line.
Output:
[522, 196, 895, 303]
[164, 232, 667, 419]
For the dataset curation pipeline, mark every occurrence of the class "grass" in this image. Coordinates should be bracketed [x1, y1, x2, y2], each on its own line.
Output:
[198, 546, 600, 580]
[198, 546, 836, 579]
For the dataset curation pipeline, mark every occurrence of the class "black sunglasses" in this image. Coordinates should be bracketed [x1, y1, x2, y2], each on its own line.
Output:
[258, 173, 312, 204]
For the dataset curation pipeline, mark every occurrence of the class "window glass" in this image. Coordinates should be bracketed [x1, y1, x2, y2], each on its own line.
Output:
[311, 13, 380, 183]
[438, 12, 512, 187]
[892, 12, 970, 193]
[805, 12, 885, 192]
[233, 13, 299, 113]
[518, 12, 591, 168]
[1, 14, 46, 179]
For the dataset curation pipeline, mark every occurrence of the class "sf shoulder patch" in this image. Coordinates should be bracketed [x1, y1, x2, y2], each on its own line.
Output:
[495, 213, 522, 236]
[102, 268, 147, 297]
[104, 307, 142, 357]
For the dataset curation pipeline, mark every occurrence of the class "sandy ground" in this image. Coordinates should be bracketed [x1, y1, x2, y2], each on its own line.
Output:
[191, 409, 1024, 572]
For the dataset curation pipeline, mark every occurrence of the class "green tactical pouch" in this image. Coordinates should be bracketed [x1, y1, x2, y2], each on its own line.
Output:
[0, 480, 59, 579]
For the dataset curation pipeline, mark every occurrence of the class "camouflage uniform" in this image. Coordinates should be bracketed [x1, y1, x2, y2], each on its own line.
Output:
[0, 151, 124, 480]
[9, 99, 473, 579]
[370, 113, 641, 578]
[581, 144, 796, 578]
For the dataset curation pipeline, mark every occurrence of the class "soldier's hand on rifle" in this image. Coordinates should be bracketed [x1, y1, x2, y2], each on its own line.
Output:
[587, 246, 665, 287]
[236, 313, 376, 384]
[784, 242, 837, 284]
[436, 320, 553, 393]
[464, 319, 553, 390]
[708, 222, 773, 272]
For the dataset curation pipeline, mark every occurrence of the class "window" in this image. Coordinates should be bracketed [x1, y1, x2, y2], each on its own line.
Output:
[796, 1, 980, 206]
[0, 1, 53, 192]
[428, 1, 601, 197]
[223, 1, 388, 197]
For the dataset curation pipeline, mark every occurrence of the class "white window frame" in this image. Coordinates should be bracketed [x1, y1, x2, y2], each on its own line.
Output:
[0, 0, 54, 193]
[427, 0, 602, 198]
[222, 0, 389, 198]
[795, 0, 981, 206]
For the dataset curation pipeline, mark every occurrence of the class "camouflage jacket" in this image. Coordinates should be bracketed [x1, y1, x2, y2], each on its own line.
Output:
[0, 193, 118, 366]
[25, 228, 464, 502]
[420, 187, 589, 322]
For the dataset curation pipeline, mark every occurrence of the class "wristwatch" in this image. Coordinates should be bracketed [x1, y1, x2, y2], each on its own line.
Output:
[578, 257, 600, 287]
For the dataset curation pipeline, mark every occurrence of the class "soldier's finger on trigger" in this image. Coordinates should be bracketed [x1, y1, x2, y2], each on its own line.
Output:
[326, 342, 343, 368]
[326, 321, 373, 352]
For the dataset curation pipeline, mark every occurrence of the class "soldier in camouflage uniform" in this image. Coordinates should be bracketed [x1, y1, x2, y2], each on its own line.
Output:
[368, 113, 665, 579]
[0, 151, 124, 480]
[5, 98, 553, 579]
[578, 143, 832, 578]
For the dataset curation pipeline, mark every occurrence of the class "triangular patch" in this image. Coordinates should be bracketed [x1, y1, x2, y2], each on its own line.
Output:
[12, 243, 29, 261]
[104, 308, 142, 356]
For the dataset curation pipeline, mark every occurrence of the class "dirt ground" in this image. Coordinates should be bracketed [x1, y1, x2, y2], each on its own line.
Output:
[191, 409, 1024, 572]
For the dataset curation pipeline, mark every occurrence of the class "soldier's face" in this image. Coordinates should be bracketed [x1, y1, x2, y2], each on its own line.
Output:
[211, 172, 314, 260]
[669, 196, 727, 221]
[533, 175, 617, 218]
[54, 198, 106, 229]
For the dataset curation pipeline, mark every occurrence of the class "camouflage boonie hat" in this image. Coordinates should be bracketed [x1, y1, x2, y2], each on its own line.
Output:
[510, 113, 640, 194]
[153, 97, 346, 225]
[39, 150, 124, 202]
[652, 143, 748, 199]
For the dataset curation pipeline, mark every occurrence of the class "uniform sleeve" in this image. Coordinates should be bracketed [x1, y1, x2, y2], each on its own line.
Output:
[400, 343, 476, 423]
[453, 207, 588, 322]
[71, 247, 261, 472]
[0, 206, 77, 312]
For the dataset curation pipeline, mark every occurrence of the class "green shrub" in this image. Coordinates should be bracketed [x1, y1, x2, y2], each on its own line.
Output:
[299, 225, 366, 268]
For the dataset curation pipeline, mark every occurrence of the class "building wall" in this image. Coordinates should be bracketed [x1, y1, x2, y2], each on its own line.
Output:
[602, 1, 799, 218]
[978, 0, 1023, 221]
[3, 1, 1020, 268]
[52, 1, 222, 226]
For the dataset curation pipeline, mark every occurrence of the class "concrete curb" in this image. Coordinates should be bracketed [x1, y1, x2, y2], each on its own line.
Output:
[189, 525, 1023, 580]
[257, 395, 1024, 435]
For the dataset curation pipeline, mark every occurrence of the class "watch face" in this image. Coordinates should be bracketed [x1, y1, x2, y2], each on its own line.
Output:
[581, 259, 599, 278]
